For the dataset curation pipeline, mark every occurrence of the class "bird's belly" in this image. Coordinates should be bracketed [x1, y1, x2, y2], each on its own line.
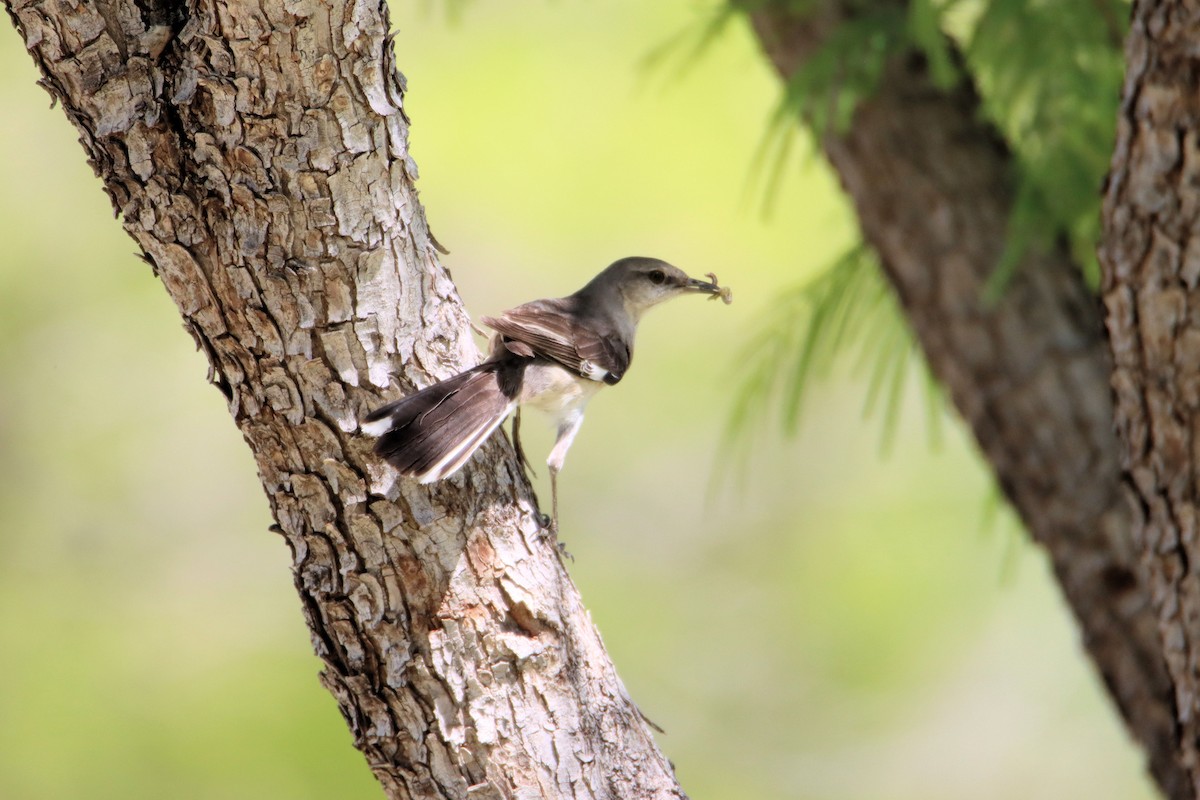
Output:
[520, 363, 604, 416]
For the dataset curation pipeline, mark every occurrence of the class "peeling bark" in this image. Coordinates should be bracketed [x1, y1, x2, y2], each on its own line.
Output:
[2, 0, 684, 797]
[749, 4, 1185, 798]
[1101, 2, 1200, 796]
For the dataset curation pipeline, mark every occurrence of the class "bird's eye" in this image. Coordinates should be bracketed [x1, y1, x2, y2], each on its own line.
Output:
[647, 270, 666, 285]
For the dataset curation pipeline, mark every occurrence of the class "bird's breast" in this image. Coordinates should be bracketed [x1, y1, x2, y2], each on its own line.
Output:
[520, 362, 604, 417]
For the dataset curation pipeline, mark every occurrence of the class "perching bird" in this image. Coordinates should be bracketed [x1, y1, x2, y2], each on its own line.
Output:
[361, 256, 731, 531]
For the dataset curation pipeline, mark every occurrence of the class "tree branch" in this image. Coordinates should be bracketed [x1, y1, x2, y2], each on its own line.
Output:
[1101, 1, 1200, 796]
[2, 0, 685, 796]
[748, 4, 1184, 798]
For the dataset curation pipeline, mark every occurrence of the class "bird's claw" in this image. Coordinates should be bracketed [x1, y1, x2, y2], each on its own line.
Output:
[556, 539, 575, 562]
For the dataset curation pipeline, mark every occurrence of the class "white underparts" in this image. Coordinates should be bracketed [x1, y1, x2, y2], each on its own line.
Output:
[521, 362, 603, 473]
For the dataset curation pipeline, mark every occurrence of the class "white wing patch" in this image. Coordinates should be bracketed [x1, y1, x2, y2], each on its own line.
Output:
[578, 358, 608, 382]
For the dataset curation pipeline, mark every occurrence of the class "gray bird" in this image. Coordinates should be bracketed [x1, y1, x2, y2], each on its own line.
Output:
[361, 256, 729, 531]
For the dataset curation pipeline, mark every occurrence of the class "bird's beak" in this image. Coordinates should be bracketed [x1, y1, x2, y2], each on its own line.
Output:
[684, 272, 733, 304]
[685, 276, 721, 294]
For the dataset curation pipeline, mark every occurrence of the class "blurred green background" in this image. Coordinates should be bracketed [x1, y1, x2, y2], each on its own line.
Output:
[0, 2, 1157, 799]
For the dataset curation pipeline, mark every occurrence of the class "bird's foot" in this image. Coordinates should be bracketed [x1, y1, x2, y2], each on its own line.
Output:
[535, 514, 574, 562]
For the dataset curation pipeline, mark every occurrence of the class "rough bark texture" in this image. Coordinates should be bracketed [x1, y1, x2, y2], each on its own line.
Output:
[749, 4, 1186, 798]
[3, 1, 685, 797]
[1101, 2, 1200, 796]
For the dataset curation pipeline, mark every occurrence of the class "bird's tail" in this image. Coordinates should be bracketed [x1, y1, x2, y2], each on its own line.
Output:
[362, 365, 517, 483]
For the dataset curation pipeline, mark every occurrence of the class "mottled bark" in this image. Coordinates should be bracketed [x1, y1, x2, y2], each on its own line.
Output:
[749, 4, 1185, 798]
[1101, 2, 1200, 796]
[3, 1, 684, 798]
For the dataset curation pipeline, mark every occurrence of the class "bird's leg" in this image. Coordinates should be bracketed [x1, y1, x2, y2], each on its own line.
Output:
[537, 412, 584, 558]
[545, 465, 573, 561]
[510, 407, 552, 528]
[550, 465, 559, 535]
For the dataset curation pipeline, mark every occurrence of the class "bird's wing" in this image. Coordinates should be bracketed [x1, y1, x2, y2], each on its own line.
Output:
[482, 299, 631, 385]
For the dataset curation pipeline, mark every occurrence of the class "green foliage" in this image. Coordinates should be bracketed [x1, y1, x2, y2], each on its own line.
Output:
[732, 0, 1125, 444]
[722, 245, 940, 475]
[731, 1, 955, 440]
[745, 4, 911, 215]
[802, 10, 903, 134]
[743, 0, 970, 141]
[772, 6, 908, 138]
[964, 0, 1126, 289]
[907, 0, 961, 89]
[641, 3, 742, 80]
[746, 0, 1124, 285]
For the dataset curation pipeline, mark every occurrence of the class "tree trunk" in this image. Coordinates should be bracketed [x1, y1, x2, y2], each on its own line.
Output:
[749, 4, 1185, 798]
[2, 0, 684, 797]
[1101, 2, 1200, 797]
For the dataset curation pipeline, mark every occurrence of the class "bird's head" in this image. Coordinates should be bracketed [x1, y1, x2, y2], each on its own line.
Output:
[588, 256, 725, 322]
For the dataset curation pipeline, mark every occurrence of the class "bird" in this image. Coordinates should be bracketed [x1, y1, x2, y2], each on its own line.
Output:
[361, 256, 730, 532]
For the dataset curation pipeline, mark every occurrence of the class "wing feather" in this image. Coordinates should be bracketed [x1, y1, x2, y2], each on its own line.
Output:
[482, 298, 631, 384]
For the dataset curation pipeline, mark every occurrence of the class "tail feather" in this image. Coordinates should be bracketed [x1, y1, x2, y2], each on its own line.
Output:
[364, 365, 516, 482]
[393, 374, 508, 478]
